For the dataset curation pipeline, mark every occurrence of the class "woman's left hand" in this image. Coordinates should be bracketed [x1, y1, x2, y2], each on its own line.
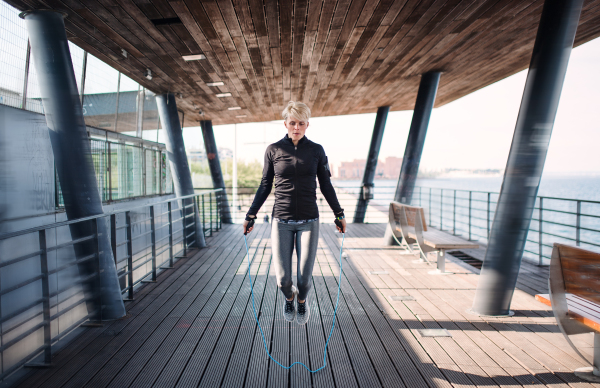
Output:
[336, 218, 347, 233]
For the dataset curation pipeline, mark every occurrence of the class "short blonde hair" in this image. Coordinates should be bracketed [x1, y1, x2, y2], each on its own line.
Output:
[281, 101, 311, 122]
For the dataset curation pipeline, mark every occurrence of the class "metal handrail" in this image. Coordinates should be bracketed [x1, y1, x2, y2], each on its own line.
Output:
[0, 189, 225, 381]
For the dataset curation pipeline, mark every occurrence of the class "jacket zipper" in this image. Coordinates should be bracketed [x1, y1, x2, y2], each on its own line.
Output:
[294, 145, 298, 219]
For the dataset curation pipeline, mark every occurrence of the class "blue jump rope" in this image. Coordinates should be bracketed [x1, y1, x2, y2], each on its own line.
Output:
[243, 219, 345, 373]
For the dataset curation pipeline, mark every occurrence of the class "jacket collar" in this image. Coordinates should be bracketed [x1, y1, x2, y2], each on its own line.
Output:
[284, 134, 308, 146]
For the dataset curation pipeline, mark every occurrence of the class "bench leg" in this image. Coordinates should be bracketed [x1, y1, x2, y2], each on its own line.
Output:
[574, 332, 600, 382]
[428, 249, 453, 275]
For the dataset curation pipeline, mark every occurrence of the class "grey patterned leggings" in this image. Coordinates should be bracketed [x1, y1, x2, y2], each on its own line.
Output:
[271, 219, 320, 301]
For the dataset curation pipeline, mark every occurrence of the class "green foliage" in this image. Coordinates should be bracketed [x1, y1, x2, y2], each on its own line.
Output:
[224, 159, 263, 188]
[190, 159, 263, 189]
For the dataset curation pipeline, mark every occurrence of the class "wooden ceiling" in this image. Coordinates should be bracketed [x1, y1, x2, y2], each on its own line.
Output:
[7, 0, 600, 127]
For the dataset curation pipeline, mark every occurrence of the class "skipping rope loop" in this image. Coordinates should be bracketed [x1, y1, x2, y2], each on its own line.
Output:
[243, 231, 345, 373]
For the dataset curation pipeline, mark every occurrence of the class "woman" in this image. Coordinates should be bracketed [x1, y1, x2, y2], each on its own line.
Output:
[243, 101, 346, 325]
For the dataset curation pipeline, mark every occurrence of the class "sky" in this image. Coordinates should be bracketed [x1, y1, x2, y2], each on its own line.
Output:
[165, 36, 600, 174]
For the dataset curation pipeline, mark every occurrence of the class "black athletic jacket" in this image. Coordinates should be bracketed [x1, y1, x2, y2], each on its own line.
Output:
[247, 134, 344, 220]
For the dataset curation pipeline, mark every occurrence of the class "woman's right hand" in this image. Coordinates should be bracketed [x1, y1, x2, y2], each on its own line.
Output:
[243, 220, 254, 235]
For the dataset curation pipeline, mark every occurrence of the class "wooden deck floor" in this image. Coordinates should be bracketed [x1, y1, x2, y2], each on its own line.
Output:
[13, 223, 599, 388]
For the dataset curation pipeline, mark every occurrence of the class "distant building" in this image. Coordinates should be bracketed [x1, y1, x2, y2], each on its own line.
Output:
[336, 156, 402, 179]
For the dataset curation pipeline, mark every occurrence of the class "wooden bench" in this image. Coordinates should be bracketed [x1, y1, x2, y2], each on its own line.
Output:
[535, 243, 600, 382]
[388, 201, 478, 274]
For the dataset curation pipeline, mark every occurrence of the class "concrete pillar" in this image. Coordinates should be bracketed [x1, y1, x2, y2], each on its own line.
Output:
[384, 72, 440, 245]
[472, 0, 583, 316]
[200, 120, 232, 224]
[354, 106, 389, 223]
[156, 93, 206, 248]
[21, 10, 125, 319]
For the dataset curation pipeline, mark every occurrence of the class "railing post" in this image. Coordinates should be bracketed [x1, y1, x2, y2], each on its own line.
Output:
[453, 190, 456, 235]
[576, 200, 581, 246]
[487, 192, 491, 239]
[440, 189, 443, 229]
[181, 200, 187, 256]
[125, 211, 134, 301]
[210, 192, 213, 237]
[539, 197, 543, 265]
[39, 229, 52, 365]
[91, 218, 102, 322]
[468, 191, 472, 241]
[216, 192, 221, 231]
[147, 205, 157, 282]
[111, 214, 125, 291]
[107, 142, 112, 202]
[168, 202, 174, 267]
[429, 187, 432, 226]
[202, 194, 206, 236]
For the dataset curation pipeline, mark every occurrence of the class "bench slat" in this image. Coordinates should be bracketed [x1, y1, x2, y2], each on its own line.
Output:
[406, 229, 479, 250]
[535, 292, 600, 333]
[557, 244, 600, 306]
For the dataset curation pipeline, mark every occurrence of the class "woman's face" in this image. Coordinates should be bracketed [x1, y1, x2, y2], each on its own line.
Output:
[284, 116, 309, 143]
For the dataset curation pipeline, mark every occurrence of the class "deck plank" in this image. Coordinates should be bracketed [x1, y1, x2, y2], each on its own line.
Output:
[12, 223, 600, 388]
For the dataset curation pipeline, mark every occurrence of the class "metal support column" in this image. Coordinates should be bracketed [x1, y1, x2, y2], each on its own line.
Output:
[472, 0, 583, 316]
[354, 106, 389, 223]
[384, 72, 440, 245]
[21, 10, 125, 319]
[156, 93, 206, 248]
[200, 120, 232, 224]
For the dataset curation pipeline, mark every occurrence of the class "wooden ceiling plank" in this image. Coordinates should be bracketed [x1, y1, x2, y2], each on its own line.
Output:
[305, 0, 336, 103]
[335, 0, 395, 87]
[199, 2, 237, 52]
[146, 0, 177, 19]
[217, 0, 268, 109]
[325, 0, 367, 72]
[291, 0, 308, 100]
[368, 0, 451, 85]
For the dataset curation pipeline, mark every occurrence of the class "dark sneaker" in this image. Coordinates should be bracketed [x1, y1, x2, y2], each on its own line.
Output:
[296, 299, 310, 325]
[283, 285, 298, 322]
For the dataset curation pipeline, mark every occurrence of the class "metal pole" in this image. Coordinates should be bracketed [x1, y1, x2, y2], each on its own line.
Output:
[200, 120, 232, 223]
[472, 0, 583, 316]
[429, 188, 432, 226]
[202, 193, 205, 235]
[355, 106, 390, 223]
[394, 72, 440, 205]
[576, 200, 581, 246]
[108, 142, 112, 202]
[468, 191, 472, 241]
[210, 192, 213, 237]
[114, 72, 121, 131]
[39, 229, 52, 365]
[21, 10, 125, 319]
[79, 51, 87, 104]
[487, 192, 491, 238]
[181, 201, 187, 256]
[157, 93, 206, 247]
[453, 190, 456, 235]
[149, 205, 157, 281]
[440, 189, 443, 229]
[539, 198, 543, 266]
[233, 124, 238, 223]
[168, 201, 174, 267]
[22, 40, 31, 109]
[125, 211, 134, 301]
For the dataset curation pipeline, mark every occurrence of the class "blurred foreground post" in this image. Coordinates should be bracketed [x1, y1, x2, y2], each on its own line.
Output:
[200, 120, 232, 224]
[354, 106, 389, 223]
[384, 72, 440, 245]
[472, 0, 583, 316]
[156, 93, 206, 248]
[21, 10, 125, 319]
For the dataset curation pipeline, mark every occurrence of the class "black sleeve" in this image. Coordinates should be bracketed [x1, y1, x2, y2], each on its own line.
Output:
[247, 146, 275, 217]
[316, 146, 344, 217]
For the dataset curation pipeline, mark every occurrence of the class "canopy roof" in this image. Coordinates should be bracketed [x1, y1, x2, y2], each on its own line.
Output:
[8, 0, 600, 127]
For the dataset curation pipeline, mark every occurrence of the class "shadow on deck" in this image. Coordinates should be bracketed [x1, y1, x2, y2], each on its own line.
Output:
[11, 223, 598, 388]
